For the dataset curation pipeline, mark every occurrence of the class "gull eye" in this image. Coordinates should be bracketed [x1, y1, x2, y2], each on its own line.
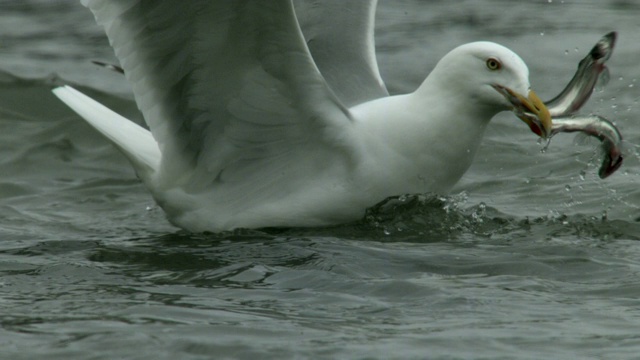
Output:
[486, 58, 502, 71]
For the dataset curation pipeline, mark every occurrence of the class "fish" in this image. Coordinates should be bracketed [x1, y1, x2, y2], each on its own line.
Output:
[546, 32, 616, 117]
[546, 31, 623, 179]
[550, 116, 623, 179]
[501, 31, 623, 179]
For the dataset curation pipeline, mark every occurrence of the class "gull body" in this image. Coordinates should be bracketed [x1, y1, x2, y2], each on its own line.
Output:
[54, 1, 541, 232]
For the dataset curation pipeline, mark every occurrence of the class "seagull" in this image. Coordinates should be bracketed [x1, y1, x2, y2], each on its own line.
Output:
[53, 0, 552, 232]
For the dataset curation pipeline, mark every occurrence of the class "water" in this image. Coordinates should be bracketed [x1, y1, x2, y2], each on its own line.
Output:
[1, 1, 640, 359]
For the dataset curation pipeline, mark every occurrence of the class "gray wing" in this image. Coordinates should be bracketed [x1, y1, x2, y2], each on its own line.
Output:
[82, 0, 355, 191]
[294, 0, 389, 107]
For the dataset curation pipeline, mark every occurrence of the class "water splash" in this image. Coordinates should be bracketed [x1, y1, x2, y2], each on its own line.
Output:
[538, 136, 552, 153]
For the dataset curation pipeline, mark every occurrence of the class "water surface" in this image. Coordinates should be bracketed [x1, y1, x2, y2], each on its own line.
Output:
[1, 1, 640, 359]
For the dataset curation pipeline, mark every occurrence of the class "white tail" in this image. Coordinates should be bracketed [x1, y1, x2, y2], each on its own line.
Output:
[52, 86, 160, 178]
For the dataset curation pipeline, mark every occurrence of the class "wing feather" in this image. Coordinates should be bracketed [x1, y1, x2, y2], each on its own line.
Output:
[82, 0, 354, 193]
[294, 0, 388, 107]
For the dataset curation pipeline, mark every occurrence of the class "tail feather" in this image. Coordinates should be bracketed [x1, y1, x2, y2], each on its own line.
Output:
[52, 85, 160, 178]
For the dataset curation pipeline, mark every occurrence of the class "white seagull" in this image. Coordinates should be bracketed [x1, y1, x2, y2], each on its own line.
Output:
[53, 0, 551, 232]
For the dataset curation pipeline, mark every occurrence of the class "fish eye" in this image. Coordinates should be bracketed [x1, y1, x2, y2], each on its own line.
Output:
[486, 58, 502, 71]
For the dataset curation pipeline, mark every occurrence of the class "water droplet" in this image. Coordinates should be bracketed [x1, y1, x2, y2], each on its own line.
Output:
[579, 170, 586, 181]
[564, 185, 571, 192]
[564, 49, 569, 55]
[537, 137, 551, 153]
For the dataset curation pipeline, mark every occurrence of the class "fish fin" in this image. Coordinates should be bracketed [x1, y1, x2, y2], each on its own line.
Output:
[596, 67, 610, 92]
[573, 132, 598, 146]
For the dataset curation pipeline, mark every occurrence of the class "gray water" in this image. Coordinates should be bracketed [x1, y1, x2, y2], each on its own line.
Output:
[2, 1, 640, 359]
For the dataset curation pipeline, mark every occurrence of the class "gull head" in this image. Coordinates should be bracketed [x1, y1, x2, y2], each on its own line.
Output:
[429, 42, 552, 138]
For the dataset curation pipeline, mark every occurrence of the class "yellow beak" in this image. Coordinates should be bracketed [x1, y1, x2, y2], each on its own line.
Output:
[511, 89, 552, 138]
[493, 86, 553, 138]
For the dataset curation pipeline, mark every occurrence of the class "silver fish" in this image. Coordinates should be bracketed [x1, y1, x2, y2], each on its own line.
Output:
[512, 32, 623, 179]
[550, 116, 623, 179]
[545, 31, 616, 117]
[547, 32, 622, 179]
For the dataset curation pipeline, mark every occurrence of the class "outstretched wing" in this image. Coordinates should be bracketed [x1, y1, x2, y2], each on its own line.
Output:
[294, 0, 389, 107]
[82, 0, 355, 192]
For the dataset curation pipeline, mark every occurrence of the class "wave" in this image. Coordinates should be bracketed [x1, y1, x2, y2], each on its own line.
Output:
[195, 192, 640, 244]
